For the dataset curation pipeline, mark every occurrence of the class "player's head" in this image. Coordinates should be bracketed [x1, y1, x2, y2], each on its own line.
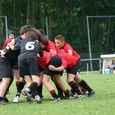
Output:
[20, 25, 32, 35]
[54, 35, 65, 48]
[112, 60, 115, 64]
[31, 28, 41, 41]
[25, 30, 38, 40]
[39, 35, 48, 49]
[38, 29, 46, 35]
[8, 31, 15, 39]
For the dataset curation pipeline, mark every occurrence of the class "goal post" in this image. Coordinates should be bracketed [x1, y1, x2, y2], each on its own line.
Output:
[0, 16, 8, 40]
[86, 15, 115, 71]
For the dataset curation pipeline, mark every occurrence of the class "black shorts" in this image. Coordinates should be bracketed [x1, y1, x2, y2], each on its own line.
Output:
[66, 60, 81, 75]
[0, 58, 13, 79]
[44, 55, 63, 77]
[18, 58, 39, 77]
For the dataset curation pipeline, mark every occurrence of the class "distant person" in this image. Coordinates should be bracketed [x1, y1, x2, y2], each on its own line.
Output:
[3, 31, 15, 49]
[111, 60, 115, 73]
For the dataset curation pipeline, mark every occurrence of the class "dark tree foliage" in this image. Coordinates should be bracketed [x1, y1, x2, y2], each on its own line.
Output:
[0, 0, 115, 54]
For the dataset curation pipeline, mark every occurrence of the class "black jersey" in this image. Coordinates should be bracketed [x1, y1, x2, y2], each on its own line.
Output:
[14, 38, 40, 61]
[3, 36, 22, 65]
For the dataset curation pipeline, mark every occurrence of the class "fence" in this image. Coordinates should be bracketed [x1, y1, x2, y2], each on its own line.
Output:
[80, 58, 102, 72]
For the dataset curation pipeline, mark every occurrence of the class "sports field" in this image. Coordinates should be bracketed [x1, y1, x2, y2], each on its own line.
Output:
[0, 72, 115, 115]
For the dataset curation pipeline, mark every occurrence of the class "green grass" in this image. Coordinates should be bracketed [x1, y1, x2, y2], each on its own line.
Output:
[0, 73, 115, 115]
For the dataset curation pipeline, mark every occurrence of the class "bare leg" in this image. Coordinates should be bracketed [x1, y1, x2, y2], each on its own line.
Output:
[43, 74, 58, 99]
[32, 75, 42, 86]
[53, 75, 70, 98]
[67, 73, 81, 95]
[53, 75, 67, 91]
[43, 74, 54, 92]
[14, 69, 20, 82]
[24, 75, 32, 86]
[0, 78, 10, 97]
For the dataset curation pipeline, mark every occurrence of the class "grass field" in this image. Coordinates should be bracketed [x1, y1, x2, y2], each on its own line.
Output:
[0, 72, 115, 115]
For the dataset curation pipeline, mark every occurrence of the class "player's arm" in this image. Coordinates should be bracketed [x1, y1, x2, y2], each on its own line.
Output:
[0, 46, 14, 57]
[67, 50, 72, 55]
[37, 50, 43, 57]
[0, 49, 6, 57]
[50, 49, 57, 54]
[48, 59, 67, 71]
[7, 41, 15, 50]
[65, 44, 73, 55]
[0, 40, 15, 57]
[48, 65, 64, 71]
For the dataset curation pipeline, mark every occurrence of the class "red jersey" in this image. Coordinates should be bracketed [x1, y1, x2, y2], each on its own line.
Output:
[37, 51, 51, 69]
[57, 48, 80, 68]
[56, 47, 80, 68]
[3, 38, 12, 49]
[61, 43, 80, 58]
[43, 40, 57, 56]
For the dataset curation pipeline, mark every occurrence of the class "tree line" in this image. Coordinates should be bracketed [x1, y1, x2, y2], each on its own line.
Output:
[0, 0, 115, 55]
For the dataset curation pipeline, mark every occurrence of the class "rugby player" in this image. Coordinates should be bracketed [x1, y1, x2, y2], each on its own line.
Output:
[54, 35, 95, 96]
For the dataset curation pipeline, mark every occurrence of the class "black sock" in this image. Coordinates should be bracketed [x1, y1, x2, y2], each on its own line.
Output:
[37, 83, 43, 97]
[50, 90, 58, 99]
[0, 97, 4, 101]
[64, 89, 70, 97]
[29, 82, 39, 98]
[16, 81, 25, 94]
[55, 84, 64, 97]
[68, 81, 81, 95]
[78, 80, 92, 92]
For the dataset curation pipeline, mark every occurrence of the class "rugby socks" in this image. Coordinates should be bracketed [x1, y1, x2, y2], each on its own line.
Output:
[55, 84, 64, 97]
[78, 84, 87, 92]
[0, 97, 4, 101]
[0, 97, 7, 104]
[37, 83, 43, 98]
[78, 80, 92, 92]
[16, 81, 25, 94]
[50, 90, 58, 99]
[68, 81, 81, 95]
[64, 89, 70, 98]
[29, 82, 39, 98]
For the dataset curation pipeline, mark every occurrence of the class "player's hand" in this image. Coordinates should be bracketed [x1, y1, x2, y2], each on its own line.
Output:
[7, 42, 14, 50]
[37, 50, 43, 57]
[0, 50, 6, 57]
[37, 53, 40, 57]
[49, 65, 56, 71]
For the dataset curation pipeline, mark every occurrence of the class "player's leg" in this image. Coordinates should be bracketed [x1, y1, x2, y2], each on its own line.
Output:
[0, 78, 11, 104]
[0, 78, 11, 96]
[43, 74, 59, 101]
[27, 58, 42, 103]
[75, 73, 95, 96]
[24, 75, 33, 86]
[0, 59, 13, 104]
[53, 75, 70, 99]
[18, 59, 33, 102]
[14, 69, 25, 94]
[13, 69, 25, 103]
[74, 73, 87, 93]
[22, 75, 42, 103]
[51, 76, 64, 99]
[67, 73, 82, 97]
[36, 72, 44, 99]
